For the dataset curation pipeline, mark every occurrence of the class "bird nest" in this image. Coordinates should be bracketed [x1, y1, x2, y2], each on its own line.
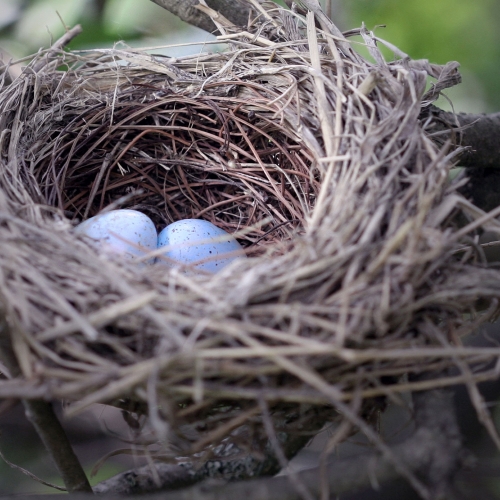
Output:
[1, 1, 500, 469]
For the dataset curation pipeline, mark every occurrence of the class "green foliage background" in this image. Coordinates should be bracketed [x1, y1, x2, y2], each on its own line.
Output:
[349, 0, 500, 111]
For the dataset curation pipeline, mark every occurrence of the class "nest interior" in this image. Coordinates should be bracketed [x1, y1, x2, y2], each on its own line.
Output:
[1, 1, 500, 465]
[34, 82, 318, 252]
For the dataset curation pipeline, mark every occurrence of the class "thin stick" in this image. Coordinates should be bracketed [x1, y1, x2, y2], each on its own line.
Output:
[22, 400, 93, 493]
[0, 308, 92, 493]
[32, 25, 83, 72]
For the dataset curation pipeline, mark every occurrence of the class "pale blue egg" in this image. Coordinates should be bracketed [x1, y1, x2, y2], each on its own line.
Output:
[157, 219, 246, 273]
[75, 209, 157, 264]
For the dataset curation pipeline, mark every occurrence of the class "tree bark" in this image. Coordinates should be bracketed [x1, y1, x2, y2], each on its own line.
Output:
[22, 400, 93, 493]
[94, 408, 328, 494]
[424, 106, 500, 169]
[149, 0, 252, 33]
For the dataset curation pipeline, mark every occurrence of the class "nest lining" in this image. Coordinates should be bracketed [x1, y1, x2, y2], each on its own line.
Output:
[33, 83, 318, 252]
[1, 2, 500, 460]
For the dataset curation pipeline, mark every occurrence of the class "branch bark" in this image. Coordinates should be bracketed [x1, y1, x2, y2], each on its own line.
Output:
[424, 106, 500, 168]
[149, 0, 252, 33]
[94, 408, 328, 495]
[93, 463, 196, 495]
[22, 400, 93, 493]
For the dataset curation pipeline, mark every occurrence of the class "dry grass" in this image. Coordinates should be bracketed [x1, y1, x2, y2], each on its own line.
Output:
[1, 1, 500, 462]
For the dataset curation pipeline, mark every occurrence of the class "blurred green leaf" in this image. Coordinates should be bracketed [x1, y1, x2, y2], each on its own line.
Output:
[348, 0, 500, 110]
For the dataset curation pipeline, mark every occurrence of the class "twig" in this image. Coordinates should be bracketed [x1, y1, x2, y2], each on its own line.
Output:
[0, 308, 92, 493]
[0, 446, 67, 492]
[32, 25, 83, 73]
[23, 400, 93, 493]
[93, 463, 197, 495]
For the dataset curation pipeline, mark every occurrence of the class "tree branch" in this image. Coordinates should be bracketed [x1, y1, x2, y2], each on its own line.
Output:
[93, 463, 196, 495]
[95, 408, 328, 495]
[424, 106, 500, 168]
[92, 385, 467, 499]
[149, 0, 252, 33]
[22, 400, 93, 493]
[31, 25, 83, 73]
[0, 309, 92, 494]
[198, 387, 465, 499]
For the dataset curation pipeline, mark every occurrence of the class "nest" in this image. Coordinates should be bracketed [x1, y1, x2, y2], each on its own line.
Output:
[2, 1, 500, 469]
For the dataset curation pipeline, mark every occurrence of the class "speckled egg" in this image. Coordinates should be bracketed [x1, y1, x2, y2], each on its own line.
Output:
[75, 209, 157, 264]
[157, 219, 246, 273]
